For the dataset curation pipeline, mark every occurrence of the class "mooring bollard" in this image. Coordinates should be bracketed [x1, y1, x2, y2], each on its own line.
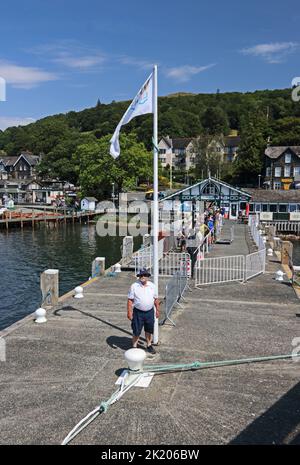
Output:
[40, 269, 59, 306]
[35, 307, 47, 324]
[124, 348, 146, 371]
[275, 270, 284, 281]
[114, 263, 121, 273]
[74, 286, 84, 299]
[91, 257, 105, 278]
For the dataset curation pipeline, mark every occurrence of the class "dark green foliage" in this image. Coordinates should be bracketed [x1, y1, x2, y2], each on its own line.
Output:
[1, 87, 300, 191]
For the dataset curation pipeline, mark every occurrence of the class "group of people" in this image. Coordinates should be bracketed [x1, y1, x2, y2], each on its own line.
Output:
[126, 205, 225, 355]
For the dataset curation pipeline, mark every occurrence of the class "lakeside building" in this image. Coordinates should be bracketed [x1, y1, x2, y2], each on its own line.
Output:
[0, 152, 40, 181]
[0, 179, 77, 205]
[264, 146, 300, 190]
[246, 188, 300, 220]
[161, 177, 300, 221]
[158, 131, 240, 172]
[161, 177, 251, 220]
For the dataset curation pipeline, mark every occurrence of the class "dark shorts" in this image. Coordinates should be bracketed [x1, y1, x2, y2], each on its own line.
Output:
[131, 307, 154, 336]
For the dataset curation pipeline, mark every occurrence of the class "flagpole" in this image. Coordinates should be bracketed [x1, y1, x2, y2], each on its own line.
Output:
[153, 64, 159, 345]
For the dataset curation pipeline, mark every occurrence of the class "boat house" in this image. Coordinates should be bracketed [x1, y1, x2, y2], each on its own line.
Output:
[161, 177, 251, 220]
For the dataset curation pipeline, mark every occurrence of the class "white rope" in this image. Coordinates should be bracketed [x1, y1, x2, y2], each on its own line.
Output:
[61, 372, 144, 445]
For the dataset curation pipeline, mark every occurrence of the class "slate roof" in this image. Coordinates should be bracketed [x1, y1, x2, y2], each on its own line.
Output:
[265, 146, 300, 159]
[171, 138, 193, 149]
[246, 188, 300, 202]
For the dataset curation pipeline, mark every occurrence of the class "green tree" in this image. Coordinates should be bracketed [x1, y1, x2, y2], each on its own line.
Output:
[233, 111, 268, 185]
[201, 107, 230, 135]
[75, 133, 153, 198]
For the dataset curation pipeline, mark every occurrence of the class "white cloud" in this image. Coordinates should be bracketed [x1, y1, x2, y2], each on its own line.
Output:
[29, 42, 106, 71]
[241, 42, 299, 63]
[119, 56, 154, 71]
[52, 52, 106, 69]
[0, 116, 35, 130]
[0, 60, 58, 89]
[165, 64, 216, 82]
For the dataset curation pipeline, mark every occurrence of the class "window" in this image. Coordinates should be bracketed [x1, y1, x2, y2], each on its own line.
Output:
[285, 153, 291, 163]
[284, 165, 291, 177]
[270, 204, 277, 213]
[279, 204, 288, 212]
[159, 149, 166, 154]
[262, 204, 268, 212]
[19, 166, 23, 171]
[289, 204, 297, 212]
[249, 203, 254, 212]
[266, 167, 271, 177]
[294, 166, 300, 176]
[255, 204, 261, 212]
[202, 182, 219, 195]
[273, 181, 281, 190]
[274, 166, 281, 177]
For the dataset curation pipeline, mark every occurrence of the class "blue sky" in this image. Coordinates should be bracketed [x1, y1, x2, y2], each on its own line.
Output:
[0, 0, 299, 129]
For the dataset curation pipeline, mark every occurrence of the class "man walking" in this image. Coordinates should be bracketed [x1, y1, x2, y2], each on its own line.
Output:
[127, 268, 159, 354]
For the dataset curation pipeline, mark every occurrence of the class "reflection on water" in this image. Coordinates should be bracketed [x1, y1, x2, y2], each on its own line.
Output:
[0, 224, 141, 330]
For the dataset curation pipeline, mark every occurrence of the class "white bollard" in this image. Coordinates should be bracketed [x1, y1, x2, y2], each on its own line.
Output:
[74, 286, 84, 299]
[275, 270, 284, 281]
[124, 348, 146, 371]
[35, 307, 47, 324]
[267, 248, 273, 256]
[114, 263, 121, 273]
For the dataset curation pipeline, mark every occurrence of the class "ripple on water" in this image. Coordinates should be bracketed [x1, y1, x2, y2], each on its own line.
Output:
[0, 224, 142, 330]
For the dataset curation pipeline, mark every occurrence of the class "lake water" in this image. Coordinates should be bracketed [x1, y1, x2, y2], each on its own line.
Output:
[0, 224, 141, 331]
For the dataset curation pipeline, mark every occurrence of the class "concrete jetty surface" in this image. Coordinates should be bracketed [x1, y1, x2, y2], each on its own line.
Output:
[1, 223, 300, 445]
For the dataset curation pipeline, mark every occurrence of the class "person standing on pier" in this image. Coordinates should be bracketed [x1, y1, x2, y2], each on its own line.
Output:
[127, 269, 160, 354]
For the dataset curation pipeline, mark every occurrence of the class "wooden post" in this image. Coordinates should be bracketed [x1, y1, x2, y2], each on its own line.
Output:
[40, 269, 59, 307]
[92, 257, 105, 278]
[20, 210, 23, 229]
[281, 241, 293, 266]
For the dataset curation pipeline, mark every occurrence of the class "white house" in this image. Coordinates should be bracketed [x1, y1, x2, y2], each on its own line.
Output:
[81, 197, 98, 211]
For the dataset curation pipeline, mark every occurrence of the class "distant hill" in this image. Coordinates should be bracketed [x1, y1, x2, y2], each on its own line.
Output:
[0, 87, 300, 182]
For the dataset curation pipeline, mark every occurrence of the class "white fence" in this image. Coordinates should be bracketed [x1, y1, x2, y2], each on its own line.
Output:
[195, 216, 266, 287]
[134, 238, 165, 275]
[245, 249, 266, 280]
[195, 255, 245, 286]
[159, 252, 191, 277]
[261, 221, 300, 235]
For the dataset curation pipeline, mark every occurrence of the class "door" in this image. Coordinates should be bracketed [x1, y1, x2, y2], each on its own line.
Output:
[230, 202, 238, 220]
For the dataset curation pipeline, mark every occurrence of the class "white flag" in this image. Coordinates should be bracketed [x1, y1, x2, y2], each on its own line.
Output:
[110, 72, 154, 158]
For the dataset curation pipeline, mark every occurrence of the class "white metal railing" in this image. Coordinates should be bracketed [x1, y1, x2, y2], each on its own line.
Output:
[162, 272, 189, 326]
[134, 238, 165, 275]
[193, 231, 212, 260]
[262, 221, 300, 234]
[195, 216, 266, 287]
[159, 252, 191, 277]
[245, 249, 266, 280]
[195, 255, 245, 286]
